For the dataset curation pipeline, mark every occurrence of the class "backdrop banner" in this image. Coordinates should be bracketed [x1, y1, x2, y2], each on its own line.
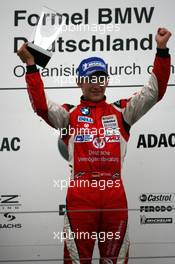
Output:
[0, 0, 175, 263]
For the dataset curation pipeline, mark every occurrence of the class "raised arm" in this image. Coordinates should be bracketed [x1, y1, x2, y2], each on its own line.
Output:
[117, 28, 172, 127]
[17, 43, 69, 129]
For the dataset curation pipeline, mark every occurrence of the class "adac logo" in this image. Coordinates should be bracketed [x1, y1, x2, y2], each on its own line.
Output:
[80, 107, 90, 116]
[93, 137, 105, 149]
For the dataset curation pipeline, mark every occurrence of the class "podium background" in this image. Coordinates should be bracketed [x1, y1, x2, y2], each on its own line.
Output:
[0, 0, 175, 263]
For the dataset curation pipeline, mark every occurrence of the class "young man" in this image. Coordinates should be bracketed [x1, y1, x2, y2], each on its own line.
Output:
[17, 28, 171, 263]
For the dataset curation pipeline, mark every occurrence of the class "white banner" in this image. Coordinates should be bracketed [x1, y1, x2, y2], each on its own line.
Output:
[0, 0, 175, 263]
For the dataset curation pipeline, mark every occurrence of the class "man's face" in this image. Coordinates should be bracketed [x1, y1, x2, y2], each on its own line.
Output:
[77, 72, 109, 102]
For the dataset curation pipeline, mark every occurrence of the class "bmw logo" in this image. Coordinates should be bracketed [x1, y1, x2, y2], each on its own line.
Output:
[80, 107, 90, 115]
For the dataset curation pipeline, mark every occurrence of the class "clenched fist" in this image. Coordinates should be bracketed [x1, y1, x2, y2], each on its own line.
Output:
[155, 28, 172, 49]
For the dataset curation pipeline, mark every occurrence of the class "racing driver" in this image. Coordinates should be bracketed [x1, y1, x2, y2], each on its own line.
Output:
[17, 27, 171, 263]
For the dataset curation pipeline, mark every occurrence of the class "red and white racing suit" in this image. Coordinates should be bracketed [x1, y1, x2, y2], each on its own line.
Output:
[26, 49, 170, 263]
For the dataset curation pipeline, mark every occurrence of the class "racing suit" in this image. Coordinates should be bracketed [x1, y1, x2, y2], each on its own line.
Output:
[25, 48, 170, 263]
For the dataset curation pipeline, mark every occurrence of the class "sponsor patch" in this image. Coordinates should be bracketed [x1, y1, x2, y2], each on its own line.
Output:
[74, 134, 94, 142]
[105, 135, 120, 143]
[102, 115, 119, 136]
[80, 107, 90, 115]
[82, 61, 106, 71]
[102, 115, 118, 129]
[78, 116, 94, 123]
[93, 137, 105, 149]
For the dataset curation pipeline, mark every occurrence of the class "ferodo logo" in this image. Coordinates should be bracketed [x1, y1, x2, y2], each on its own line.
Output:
[140, 205, 173, 212]
[139, 193, 174, 203]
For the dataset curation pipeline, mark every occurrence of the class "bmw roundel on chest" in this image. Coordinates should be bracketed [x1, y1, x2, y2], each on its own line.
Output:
[80, 107, 91, 115]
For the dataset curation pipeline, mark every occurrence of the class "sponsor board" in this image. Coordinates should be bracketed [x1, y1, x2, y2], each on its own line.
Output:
[0, 213, 22, 229]
[0, 194, 21, 211]
[140, 215, 173, 225]
[139, 193, 175, 203]
[0, 137, 20, 151]
[59, 204, 66, 215]
[140, 205, 174, 212]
